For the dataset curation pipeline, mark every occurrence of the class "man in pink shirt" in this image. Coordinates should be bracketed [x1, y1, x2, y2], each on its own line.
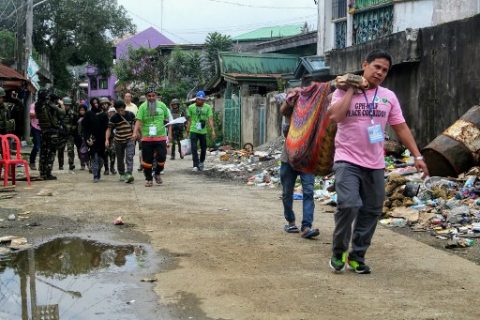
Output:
[327, 49, 429, 274]
[29, 101, 41, 170]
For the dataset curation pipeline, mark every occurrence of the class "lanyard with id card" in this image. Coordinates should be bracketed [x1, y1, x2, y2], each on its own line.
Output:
[148, 124, 157, 136]
[363, 87, 384, 144]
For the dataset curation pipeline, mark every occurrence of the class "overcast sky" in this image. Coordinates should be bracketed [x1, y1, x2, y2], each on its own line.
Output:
[117, 0, 318, 44]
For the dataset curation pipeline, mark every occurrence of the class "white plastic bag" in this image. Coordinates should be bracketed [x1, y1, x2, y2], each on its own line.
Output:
[180, 139, 191, 156]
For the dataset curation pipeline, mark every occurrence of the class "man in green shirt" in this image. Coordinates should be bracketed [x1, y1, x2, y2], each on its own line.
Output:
[186, 91, 216, 171]
[133, 87, 173, 187]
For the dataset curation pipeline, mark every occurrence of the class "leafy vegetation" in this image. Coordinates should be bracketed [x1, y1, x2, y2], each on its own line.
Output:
[32, 0, 135, 90]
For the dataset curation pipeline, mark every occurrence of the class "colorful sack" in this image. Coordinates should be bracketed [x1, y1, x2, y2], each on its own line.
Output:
[285, 82, 336, 175]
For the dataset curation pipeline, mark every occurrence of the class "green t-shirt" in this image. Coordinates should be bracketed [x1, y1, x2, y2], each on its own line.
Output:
[187, 103, 213, 134]
[136, 101, 171, 138]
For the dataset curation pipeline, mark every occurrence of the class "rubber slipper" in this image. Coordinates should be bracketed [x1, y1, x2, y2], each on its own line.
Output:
[301, 228, 320, 239]
[145, 180, 153, 187]
[284, 225, 300, 233]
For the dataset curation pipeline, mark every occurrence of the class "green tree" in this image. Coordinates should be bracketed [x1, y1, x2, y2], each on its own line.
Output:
[32, 0, 135, 90]
[205, 32, 233, 77]
[0, 31, 15, 64]
[114, 46, 166, 93]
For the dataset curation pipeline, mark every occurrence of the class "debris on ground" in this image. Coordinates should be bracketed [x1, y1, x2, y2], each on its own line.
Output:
[381, 166, 480, 248]
[204, 137, 284, 185]
[0, 235, 32, 253]
[113, 216, 124, 225]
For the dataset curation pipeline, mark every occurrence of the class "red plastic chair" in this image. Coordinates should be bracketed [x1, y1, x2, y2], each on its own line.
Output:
[0, 134, 31, 186]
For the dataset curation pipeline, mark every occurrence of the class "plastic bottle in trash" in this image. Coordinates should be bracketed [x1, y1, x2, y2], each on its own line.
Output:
[464, 176, 477, 188]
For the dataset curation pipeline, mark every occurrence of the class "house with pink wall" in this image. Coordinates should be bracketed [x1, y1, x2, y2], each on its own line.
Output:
[87, 27, 174, 100]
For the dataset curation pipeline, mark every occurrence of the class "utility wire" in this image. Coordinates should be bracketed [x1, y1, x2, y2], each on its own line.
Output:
[124, 8, 193, 44]
[202, 0, 314, 10]
[168, 15, 317, 34]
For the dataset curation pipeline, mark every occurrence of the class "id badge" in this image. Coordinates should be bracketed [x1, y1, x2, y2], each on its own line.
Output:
[367, 124, 384, 144]
[196, 122, 202, 130]
[149, 124, 157, 136]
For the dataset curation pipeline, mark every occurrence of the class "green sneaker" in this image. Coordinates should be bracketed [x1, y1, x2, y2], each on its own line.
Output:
[119, 174, 126, 182]
[329, 252, 347, 273]
[347, 259, 371, 274]
[125, 174, 134, 183]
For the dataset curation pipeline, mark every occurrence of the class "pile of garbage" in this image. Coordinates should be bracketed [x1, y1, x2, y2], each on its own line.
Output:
[381, 168, 480, 249]
[204, 137, 284, 186]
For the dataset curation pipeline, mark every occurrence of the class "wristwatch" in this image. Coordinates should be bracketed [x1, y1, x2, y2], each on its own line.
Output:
[414, 156, 424, 161]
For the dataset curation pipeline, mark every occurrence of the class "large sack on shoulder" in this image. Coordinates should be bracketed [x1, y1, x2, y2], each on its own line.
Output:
[285, 82, 336, 176]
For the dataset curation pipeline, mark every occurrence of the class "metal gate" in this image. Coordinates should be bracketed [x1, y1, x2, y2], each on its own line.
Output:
[223, 82, 241, 148]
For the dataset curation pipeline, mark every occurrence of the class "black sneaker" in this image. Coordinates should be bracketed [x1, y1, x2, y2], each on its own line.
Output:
[104, 170, 110, 175]
[69, 164, 75, 170]
[44, 175, 57, 180]
[59, 166, 64, 170]
[347, 259, 371, 274]
[329, 252, 347, 273]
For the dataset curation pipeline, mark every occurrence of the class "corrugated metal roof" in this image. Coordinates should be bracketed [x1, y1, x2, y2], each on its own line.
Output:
[0, 64, 26, 80]
[219, 52, 299, 76]
[232, 24, 304, 41]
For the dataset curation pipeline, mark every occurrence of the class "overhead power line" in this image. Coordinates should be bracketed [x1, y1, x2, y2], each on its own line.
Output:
[124, 8, 193, 44]
[203, 0, 314, 10]
[168, 14, 317, 33]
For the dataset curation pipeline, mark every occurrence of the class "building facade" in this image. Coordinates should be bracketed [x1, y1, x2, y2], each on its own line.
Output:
[87, 27, 174, 99]
[317, 0, 480, 54]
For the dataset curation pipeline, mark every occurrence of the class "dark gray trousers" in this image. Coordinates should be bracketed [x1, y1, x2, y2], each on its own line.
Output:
[332, 161, 385, 263]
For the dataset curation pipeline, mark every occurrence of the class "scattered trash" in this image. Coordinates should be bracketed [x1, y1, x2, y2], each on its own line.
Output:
[37, 189, 53, 196]
[0, 235, 32, 252]
[126, 300, 136, 305]
[7, 214, 16, 221]
[141, 277, 157, 283]
[113, 216, 124, 225]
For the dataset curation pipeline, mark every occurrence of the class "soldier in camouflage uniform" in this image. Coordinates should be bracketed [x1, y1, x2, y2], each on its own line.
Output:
[0, 87, 16, 136]
[35, 89, 65, 180]
[57, 97, 78, 170]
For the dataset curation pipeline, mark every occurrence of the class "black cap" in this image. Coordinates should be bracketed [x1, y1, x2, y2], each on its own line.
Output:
[114, 99, 126, 109]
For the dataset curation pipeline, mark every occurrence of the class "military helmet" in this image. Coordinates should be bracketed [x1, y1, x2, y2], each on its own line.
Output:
[63, 97, 72, 105]
[0, 87, 5, 97]
[170, 98, 180, 105]
[99, 97, 110, 104]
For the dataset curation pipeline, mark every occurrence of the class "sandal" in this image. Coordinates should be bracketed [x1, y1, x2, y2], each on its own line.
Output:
[145, 180, 153, 187]
[301, 228, 320, 239]
[154, 174, 163, 184]
[284, 225, 300, 233]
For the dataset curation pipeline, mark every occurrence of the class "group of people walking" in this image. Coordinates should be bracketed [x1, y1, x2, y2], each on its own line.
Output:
[28, 88, 216, 186]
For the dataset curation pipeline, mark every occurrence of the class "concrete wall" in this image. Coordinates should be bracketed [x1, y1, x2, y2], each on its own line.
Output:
[265, 91, 283, 143]
[321, 0, 480, 55]
[394, 0, 434, 32]
[241, 94, 265, 147]
[432, 0, 480, 25]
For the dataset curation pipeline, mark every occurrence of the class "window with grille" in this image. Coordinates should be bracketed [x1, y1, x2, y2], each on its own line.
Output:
[332, 0, 347, 19]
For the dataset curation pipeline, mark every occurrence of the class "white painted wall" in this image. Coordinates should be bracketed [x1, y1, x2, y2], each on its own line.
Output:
[394, 0, 434, 32]
[432, 0, 480, 25]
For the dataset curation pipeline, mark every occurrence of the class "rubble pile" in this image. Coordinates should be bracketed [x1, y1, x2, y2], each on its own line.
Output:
[204, 137, 284, 186]
[381, 168, 480, 248]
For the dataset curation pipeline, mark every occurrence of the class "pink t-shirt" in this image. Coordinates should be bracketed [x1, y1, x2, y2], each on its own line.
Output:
[331, 86, 405, 169]
[30, 103, 40, 130]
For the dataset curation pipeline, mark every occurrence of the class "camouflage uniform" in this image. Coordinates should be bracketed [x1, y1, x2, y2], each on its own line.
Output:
[35, 90, 65, 179]
[57, 99, 78, 170]
[0, 87, 15, 158]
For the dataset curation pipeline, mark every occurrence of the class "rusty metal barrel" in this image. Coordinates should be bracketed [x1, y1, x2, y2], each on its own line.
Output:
[422, 105, 480, 177]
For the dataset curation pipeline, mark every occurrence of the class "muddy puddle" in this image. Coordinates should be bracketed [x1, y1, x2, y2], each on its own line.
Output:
[0, 236, 165, 319]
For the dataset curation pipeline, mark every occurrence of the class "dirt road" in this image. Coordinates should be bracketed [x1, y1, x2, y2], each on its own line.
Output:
[3, 156, 480, 320]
